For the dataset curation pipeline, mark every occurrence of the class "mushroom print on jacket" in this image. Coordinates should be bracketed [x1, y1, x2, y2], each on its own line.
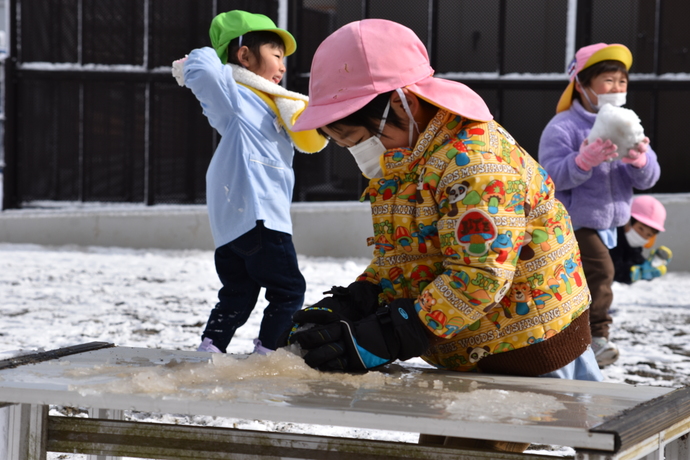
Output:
[355, 112, 590, 373]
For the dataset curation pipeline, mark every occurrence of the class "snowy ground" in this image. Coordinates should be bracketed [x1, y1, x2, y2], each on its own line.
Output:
[1, 242, 690, 459]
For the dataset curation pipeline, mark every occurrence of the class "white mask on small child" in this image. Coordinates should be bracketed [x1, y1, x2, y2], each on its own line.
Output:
[348, 98, 391, 179]
[349, 136, 387, 178]
[576, 76, 627, 111]
[347, 89, 420, 179]
[625, 227, 649, 248]
[596, 92, 627, 109]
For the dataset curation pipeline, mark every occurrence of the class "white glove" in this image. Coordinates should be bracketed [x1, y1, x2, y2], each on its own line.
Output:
[172, 55, 188, 87]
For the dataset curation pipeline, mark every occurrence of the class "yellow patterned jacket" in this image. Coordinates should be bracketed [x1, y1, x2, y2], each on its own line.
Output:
[357, 109, 592, 376]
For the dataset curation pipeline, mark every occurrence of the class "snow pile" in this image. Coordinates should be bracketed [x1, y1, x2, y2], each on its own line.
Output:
[588, 104, 645, 160]
[68, 348, 394, 400]
[65, 347, 567, 425]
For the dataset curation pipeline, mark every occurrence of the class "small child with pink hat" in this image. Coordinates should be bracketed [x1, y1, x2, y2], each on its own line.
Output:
[538, 43, 661, 368]
[610, 195, 672, 284]
[282, 19, 607, 452]
[284, 19, 603, 382]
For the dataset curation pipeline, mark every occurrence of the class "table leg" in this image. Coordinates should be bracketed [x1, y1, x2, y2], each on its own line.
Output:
[87, 408, 124, 460]
[0, 403, 47, 460]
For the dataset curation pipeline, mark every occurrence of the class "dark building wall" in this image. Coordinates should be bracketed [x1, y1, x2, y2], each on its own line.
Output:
[3, 0, 688, 208]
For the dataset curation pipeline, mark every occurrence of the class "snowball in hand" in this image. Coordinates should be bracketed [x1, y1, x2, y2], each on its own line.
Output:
[587, 104, 645, 160]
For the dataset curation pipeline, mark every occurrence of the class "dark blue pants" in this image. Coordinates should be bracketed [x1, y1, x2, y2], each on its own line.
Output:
[202, 221, 306, 352]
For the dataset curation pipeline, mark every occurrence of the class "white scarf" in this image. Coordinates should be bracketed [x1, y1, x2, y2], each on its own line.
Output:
[230, 63, 308, 132]
[229, 64, 327, 153]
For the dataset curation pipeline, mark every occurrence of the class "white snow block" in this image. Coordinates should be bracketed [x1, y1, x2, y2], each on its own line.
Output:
[587, 104, 645, 160]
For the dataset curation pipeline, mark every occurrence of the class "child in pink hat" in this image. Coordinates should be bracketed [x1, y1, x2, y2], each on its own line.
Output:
[610, 195, 672, 284]
[538, 43, 661, 368]
[285, 18, 603, 388]
[285, 21, 607, 451]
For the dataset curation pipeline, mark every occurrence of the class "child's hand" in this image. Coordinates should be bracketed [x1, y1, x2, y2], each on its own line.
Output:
[622, 136, 649, 168]
[575, 138, 618, 171]
[172, 55, 188, 87]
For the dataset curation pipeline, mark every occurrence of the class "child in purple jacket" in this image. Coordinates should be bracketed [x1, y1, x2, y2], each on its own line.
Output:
[538, 43, 660, 368]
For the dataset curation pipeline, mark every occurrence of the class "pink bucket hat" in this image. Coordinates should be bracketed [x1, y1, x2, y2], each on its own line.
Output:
[556, 43, 632, 113]
[292, 19, 492, 132]
[631, 195, 666, 232]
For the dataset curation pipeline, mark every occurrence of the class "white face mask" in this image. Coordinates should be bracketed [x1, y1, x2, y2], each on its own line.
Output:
[625, 227, 649, 248]
[596, 91, 627, 109]
[576, 76, 627, 111]
[348, 135, 387, 178]
[348, 89, 420, 179]
[348, 99, 391, 179]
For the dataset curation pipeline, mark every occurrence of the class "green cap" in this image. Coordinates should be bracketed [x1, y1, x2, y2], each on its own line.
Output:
[209, 10, 296, 64]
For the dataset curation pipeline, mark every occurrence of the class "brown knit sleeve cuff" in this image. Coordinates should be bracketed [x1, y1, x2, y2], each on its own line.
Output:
[477, 310, 592, 377]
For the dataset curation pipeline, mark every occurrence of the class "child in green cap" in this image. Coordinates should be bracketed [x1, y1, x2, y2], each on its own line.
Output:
[172, 10, 327, 355]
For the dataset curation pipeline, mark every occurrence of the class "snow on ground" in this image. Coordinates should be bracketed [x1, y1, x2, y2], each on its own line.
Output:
[0, 243, 367, 355]
[1, 242, 690, 459]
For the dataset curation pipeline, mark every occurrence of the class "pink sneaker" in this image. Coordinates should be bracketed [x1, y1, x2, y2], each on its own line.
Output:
[197, 338, 221, 353]
[253, 339, 273, 355]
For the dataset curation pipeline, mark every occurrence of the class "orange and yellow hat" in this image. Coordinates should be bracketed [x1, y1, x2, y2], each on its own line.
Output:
[556, 43, 632, 113]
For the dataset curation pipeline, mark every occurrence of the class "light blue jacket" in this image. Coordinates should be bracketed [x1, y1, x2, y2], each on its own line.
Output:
[184, 47, 296, 248]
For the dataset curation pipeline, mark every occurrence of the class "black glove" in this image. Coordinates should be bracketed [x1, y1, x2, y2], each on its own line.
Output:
[277, 281, 382, 348]
[314, 281, 383, 321]
[284, 298, 429, 372]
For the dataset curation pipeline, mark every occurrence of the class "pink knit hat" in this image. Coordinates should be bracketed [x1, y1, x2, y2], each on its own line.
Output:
[631, 195, 666, 232]
[556, 43, 633, 113]
[292, 19, 492, 132]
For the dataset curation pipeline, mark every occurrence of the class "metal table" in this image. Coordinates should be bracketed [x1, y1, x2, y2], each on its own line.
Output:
[0, 342, 688, 460]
